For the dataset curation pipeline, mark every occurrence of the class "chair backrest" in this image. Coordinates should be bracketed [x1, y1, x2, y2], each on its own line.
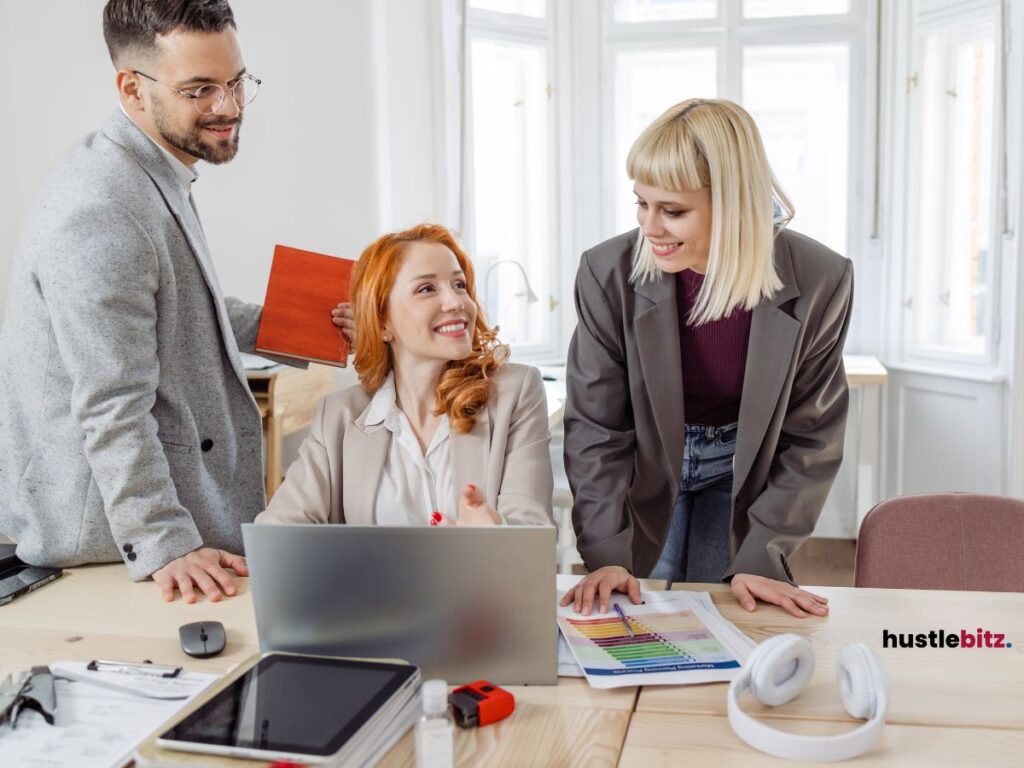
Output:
[855, 493, 1024, 591]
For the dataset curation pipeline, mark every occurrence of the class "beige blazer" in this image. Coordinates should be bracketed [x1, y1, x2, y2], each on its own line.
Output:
[257, 363, 554, 526]
[564, 227, 853, 584]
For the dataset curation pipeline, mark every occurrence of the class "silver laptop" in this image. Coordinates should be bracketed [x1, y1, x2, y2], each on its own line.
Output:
[243, 524, 558, 685]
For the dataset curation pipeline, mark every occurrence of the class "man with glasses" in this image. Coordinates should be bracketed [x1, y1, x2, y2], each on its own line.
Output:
[0, 0, 316, 603]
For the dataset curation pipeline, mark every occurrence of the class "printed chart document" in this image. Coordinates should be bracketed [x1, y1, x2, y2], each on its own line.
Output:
[0, 663, 217, 768]
[556, 575, 754, 688]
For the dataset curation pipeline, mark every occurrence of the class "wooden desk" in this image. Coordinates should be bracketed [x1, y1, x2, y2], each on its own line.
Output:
[2, 568, 1020, 766]
[622, 580, 1024, 767]
[0, 565, 634, 768]
[246, 364, 337, 498]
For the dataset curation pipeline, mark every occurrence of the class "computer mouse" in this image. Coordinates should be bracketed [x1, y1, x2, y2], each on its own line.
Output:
[179, 621, 227, 658]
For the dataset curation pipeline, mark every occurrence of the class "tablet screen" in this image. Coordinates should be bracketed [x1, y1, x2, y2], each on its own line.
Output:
[160, 654, 417, 757]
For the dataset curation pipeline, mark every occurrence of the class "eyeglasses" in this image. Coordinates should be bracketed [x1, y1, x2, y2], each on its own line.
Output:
[133, 71, 262, 114]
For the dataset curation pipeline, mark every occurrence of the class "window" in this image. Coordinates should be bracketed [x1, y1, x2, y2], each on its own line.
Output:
[452, 1, 876, 359]
[464, 1, 558, 356]
[744, 0, 849, 18]
[614, 0, 718, 23]
[605, 0, 870, 259]
[742, 43, 850, 253]
[612, 47, 717, 234]
[471, 0, 545, 18]
[902, 0, 1000, 361]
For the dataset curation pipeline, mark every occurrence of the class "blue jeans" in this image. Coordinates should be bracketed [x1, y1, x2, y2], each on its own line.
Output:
[649, 422, 737, 584]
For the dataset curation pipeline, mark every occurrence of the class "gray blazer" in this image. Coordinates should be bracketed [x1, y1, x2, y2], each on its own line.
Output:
[564, 228, 853, 584]
[257, 363, 554, 526]
[0, 109, 266, 579]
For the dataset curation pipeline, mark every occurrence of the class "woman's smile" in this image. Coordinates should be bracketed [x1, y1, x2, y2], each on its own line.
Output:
[649, 241, 681, 258]
[434, 320, 468, 337]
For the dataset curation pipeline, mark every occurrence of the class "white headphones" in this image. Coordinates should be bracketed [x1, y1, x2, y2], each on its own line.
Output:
[727, 634, 889, 762]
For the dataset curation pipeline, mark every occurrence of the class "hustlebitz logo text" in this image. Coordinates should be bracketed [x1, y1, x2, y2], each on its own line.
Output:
[882, 628, 1012, 649]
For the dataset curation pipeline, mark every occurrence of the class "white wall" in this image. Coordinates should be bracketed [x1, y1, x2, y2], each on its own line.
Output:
[199, 0, 383, 304]
[0, 1, 114, 318]
[0, 0, 442, 317]
[372, 0, 448, 232]
[0, 2, 13, 308]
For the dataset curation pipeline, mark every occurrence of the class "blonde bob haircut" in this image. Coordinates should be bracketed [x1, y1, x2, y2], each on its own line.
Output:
[626, 98, 793, 325]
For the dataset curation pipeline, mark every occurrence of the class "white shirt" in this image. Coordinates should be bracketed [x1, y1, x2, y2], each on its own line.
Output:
[119, 104, 198, 194]
[365, 373, 456, 525]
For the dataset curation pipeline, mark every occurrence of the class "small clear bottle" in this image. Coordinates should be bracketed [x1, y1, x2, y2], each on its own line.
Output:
[415, 679, 454, 768]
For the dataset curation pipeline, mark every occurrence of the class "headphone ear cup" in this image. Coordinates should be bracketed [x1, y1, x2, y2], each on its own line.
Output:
[747, 634, 815, 707]
[836, 644, 880, 719]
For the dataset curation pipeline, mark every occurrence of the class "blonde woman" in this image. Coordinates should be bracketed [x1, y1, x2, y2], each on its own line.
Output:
[561, 98, 852, 618]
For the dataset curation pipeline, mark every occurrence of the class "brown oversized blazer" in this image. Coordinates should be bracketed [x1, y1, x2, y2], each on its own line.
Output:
[257, 363, 554, 526]
[564, 227, 853, 584]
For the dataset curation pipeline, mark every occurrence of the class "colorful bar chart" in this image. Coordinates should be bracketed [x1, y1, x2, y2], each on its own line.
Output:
[558, 608, 740, 677]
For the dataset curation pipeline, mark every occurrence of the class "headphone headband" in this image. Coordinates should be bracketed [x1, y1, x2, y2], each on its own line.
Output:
[727, 634, 889, 762]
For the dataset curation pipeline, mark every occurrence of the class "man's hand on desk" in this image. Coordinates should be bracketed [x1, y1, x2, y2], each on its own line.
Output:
[331, 302, 356, 344]
[559, 566, 642, 615]
[730, 573, 829, 618]
[151, 548, 248, 603]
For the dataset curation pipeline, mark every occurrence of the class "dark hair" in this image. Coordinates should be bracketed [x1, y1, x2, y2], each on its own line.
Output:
[103, 0, 236, 65]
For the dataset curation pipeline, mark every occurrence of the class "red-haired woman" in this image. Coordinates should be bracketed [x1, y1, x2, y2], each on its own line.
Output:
[257, 224, 554, 527]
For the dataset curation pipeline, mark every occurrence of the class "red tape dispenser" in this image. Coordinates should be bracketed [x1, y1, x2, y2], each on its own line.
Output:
[449, 680, 515, 728]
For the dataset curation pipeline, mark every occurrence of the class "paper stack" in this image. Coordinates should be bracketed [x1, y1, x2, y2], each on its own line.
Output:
[0, 661, 217, 768]
[325, 675, 421, 768]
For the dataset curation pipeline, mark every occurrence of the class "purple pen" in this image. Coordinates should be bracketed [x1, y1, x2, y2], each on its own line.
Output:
[612, 603, 635, 637]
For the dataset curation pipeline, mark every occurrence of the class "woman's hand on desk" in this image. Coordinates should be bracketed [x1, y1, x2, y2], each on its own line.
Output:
[433, 484, 501, 526]
[730, 573, 829, 618]
[559, 566, 642, 615]
[151, 548, 249, 604]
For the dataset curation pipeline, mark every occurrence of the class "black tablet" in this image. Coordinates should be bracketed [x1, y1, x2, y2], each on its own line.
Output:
[157, 653, 419, 763]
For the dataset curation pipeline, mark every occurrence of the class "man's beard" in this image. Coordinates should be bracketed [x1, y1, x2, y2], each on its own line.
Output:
[152, 96, 242, 165]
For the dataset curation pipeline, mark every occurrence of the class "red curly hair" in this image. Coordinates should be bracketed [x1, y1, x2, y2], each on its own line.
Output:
[351, 223, 508, 433]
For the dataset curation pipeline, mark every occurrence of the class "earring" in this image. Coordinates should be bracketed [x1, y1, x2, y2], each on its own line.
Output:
[382, 332, 392, 342]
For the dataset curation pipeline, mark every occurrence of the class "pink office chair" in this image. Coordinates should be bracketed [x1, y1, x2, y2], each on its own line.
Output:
[855, 493, 1024, 591]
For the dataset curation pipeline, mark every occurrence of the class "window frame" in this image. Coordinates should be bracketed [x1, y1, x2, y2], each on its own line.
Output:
[598, 0, 875, 272]
[446, 0, 879, 361]
[461, 2, 567, 361]
[896, 0, 1004, 369]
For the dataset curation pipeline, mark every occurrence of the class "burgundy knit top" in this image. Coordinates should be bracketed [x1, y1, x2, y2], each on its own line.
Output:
[676, 269, 752, 427]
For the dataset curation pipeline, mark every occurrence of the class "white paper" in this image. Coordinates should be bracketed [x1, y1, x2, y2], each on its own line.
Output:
[0, 667, 217, 768]
[557, 630, 586, 677]
[240, 352, 279, 370]
[341, 686, 420, 768]
[50, 662, 200, 700]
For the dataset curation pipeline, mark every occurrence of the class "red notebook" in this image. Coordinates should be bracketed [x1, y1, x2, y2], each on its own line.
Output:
[256, 244, 356, 367]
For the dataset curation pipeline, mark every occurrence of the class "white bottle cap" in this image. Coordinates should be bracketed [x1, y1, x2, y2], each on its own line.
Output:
[421, 679, 449, 715]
